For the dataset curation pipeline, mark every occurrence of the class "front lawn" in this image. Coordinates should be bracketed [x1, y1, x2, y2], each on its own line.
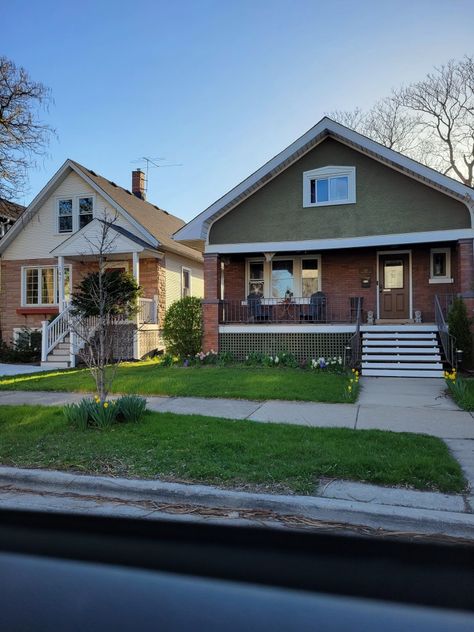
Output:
[0, 362, 355, 403]
[0, 405, 464, 494]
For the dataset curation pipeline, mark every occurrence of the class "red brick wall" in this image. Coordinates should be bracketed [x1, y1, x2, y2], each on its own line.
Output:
[0, 256, 164, 345]
[202, 254, 221, 351]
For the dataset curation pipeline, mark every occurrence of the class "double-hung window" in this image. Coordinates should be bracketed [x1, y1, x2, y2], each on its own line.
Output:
[23, 266, 71, 306]
[181, 267, 191, 298]
[303, 166, 356, 207]
[429, 248, 452, 284]
[248, 260, 264, 296]
[57, 196, 94, 233]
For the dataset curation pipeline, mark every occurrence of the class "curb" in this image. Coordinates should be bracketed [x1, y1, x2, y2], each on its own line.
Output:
[1, 466, 474, 540]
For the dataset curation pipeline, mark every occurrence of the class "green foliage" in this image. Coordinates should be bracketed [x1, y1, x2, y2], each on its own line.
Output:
[115, 395, 147, 423]
[160, 353, 175, 367]
[448, 297, 473, 367]
[0, 328, 42, 363]
[444, 372, 474, 410]
[162, 296, 202, 358]
[63, 395, 147, 430]
[71, 269, 141, 317]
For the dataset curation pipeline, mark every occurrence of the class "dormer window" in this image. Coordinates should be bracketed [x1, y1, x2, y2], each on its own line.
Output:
[57, 195, 94, 233]
[303, 166, 356, 207]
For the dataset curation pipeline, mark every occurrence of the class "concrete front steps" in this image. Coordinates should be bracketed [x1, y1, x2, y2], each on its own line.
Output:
[361, 326, 444, 378]
[40, 335, 71, 369]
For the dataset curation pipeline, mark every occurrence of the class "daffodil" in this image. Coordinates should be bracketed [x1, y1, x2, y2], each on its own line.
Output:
[104, 402, 109, 408]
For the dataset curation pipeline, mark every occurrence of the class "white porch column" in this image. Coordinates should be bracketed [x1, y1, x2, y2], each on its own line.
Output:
[57, 256, 65, 311]
[132, 251, 140, 360]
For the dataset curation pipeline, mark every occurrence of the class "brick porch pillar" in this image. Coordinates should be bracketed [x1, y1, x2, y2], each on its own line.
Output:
[202, 253, 222, 352]
[458, 238, 474, 317]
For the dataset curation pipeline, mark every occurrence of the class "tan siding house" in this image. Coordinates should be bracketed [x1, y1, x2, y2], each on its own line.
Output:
[0, 160, 203, 366]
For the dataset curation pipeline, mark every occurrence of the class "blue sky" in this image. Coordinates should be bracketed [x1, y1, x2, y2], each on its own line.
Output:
[3, 0, 474, 220]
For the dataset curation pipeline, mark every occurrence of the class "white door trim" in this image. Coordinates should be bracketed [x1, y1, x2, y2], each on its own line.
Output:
[376, 250, 413, 320]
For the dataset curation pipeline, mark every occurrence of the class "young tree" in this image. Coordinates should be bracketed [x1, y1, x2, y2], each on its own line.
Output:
[328, 56, 474, 185]
[69, 214, 141, 402]
[0, 56, 54, 200]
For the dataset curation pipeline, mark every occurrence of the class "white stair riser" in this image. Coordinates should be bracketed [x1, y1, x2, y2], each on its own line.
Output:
[362, 354, 441, 362]
[363, 333, 436, 340]
[363, 347, 440, 354]
[363, 369, 445, 378]
[362, 362, 443, 370]
[361, 325, 438, 332]
[363, 339, 437, 347]
[40, 361, 70, 369]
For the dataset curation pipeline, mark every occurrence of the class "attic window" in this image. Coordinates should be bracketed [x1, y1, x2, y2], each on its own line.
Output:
[303, 166, 356, 207]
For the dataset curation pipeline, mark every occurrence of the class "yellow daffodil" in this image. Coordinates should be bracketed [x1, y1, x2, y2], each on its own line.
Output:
[104, 402, 109, 408]
[348, 385, 352, 391]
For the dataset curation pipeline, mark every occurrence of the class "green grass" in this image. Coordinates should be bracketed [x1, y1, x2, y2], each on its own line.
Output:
[0, 362, 353, 403]
[446, 375, 474, 411]
[0, 405, 465, 494]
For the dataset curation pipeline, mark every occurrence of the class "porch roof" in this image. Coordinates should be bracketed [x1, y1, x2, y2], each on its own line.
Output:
[50, 219, 163, 258]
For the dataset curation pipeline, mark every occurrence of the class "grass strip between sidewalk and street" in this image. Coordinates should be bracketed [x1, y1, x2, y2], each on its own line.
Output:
[0, 405, 465, 494]
[0, 363, 355, 403]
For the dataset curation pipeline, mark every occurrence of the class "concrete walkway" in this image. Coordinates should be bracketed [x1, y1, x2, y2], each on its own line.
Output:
[0, 363, 52, 376]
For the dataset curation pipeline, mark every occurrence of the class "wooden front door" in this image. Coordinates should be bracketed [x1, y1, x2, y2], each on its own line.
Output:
[378, 254, 409, 319]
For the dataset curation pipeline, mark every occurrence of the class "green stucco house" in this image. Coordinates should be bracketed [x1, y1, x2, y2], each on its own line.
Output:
[174, 118, 474, 377]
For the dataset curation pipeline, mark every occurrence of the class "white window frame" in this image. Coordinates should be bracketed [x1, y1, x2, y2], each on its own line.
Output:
[181, 266, 192, 298]
[21, 264, 72, 307]
[245, 255, 321, 302]
[56, 194, 95, 234]
[303, 166, 356, 208]
[429, 247, 453, 284]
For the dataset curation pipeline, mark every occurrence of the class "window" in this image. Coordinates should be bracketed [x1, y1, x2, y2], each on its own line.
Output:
[303, 166, 356, 207]
[22, 266, 71, 306]
[181, 267, 191, 298]
[58, 199, 73, 233]
[79, 197, 93, 229]
[57, 196, 94, 233]
[429, 248, 452, 284]
[272, 260, 294, 298]
[248, 260, 264, 296]
[301, 259, 319, 297]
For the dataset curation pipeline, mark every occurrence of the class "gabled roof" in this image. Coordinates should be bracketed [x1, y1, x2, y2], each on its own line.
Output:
[50, 219, 162, 257]
[0, 197, 25, 221]
[0, 160, 202, 262]
[173, 117, 474, 243]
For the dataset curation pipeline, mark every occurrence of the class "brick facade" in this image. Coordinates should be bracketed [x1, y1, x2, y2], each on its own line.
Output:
[201, 242, 470, 353]
[0, 256, 165, 345]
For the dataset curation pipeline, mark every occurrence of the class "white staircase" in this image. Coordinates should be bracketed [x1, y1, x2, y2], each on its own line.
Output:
[361, 326, 444, 378]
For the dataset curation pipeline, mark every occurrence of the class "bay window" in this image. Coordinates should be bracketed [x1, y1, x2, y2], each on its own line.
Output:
[22, 265, 71, 306]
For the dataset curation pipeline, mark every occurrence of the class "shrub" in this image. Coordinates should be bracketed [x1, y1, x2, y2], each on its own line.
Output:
[162, 296, 202, 358]
[245, 352, 266, 366]
[116, 395, 147, 423]
[448, 297, 473, 367]
[0, 328, 42, 363]
[63, 400, 90, 431]
[71, 269, 141, 318]
[160, 353, 176, 367]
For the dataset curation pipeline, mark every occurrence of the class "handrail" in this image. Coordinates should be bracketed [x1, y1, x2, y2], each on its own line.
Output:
[347, 297, 362, 368]
[41, 304, 72, 361]
[434, 295, 457, 367]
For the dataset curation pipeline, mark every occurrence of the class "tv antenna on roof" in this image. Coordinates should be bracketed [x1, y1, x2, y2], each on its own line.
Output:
[131, 156, 183, 195]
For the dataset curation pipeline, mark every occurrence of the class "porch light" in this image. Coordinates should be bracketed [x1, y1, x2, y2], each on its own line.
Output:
[456, 349, 463, 366]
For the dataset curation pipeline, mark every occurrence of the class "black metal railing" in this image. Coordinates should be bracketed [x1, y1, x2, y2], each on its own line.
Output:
[434, 294, 456, 367]
[346, 297, 362, 368]
[221, 296, 364, 324]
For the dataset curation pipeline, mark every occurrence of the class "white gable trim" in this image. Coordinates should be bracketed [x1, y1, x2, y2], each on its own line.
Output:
[0, 160, 158, 254]
[174, 117, 474, 242]
[205, 228, 474, 255]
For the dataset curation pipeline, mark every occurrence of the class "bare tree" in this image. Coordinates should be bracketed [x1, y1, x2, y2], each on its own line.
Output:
[328, 56, 474, 185]
[0, 56, 54, 200]
[69, 213, 141, 402]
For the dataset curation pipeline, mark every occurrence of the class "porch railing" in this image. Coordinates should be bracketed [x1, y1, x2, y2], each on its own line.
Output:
[434, 294, 456, 367]
[347, 297, 362, 368]
[41, 304, 72, 361]
[138, 296, 158, 324]
[221, 296, 364, 324]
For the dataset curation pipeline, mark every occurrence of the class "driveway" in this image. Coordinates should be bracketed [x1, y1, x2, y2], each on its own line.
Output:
[0, 363, 51, 376]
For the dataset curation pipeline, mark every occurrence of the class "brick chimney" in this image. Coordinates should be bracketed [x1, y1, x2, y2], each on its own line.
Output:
[132, 168, 146, 200]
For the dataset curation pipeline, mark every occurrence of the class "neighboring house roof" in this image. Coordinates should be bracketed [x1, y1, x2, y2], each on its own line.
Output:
[0, 160, 202, 263]
[0, 197, 25, 222]
[174, 117, 474, 244]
